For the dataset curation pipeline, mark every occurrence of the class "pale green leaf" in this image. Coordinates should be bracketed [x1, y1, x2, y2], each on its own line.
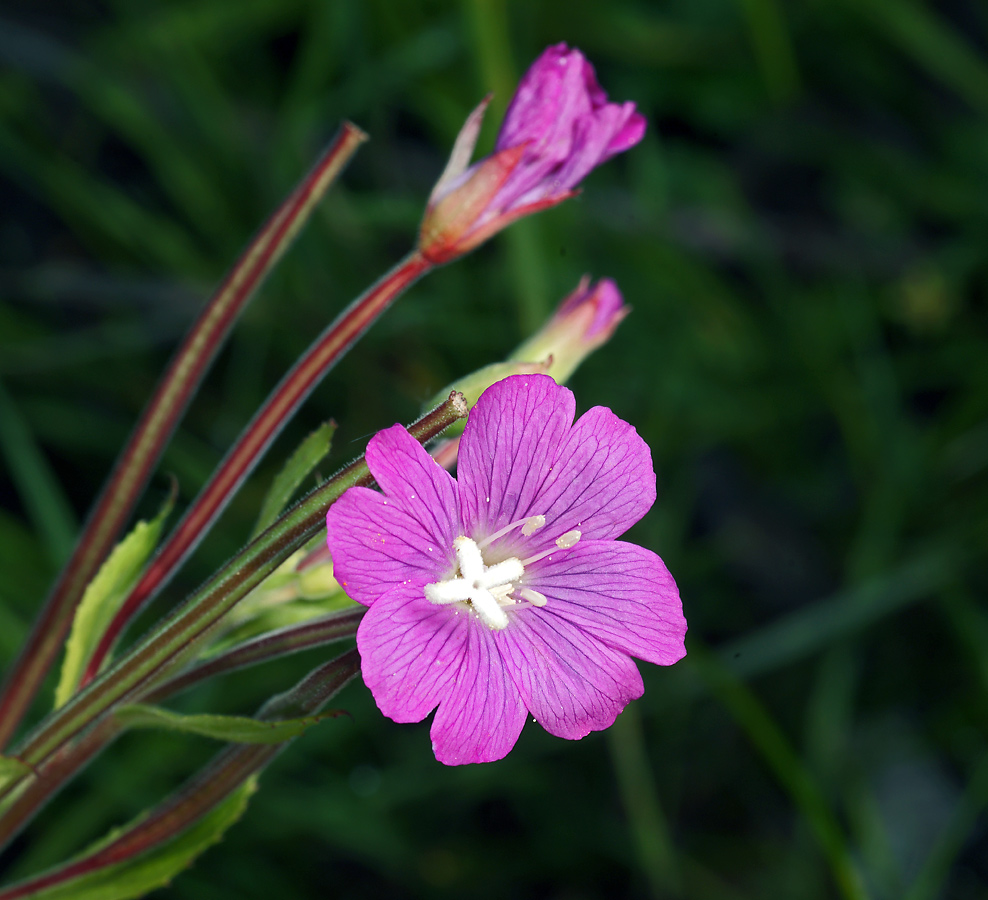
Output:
[115, 703, 338, 744]
[252, 421, 335, 537]
[54, 496, 173, 708]
[21, 777, 257, 900]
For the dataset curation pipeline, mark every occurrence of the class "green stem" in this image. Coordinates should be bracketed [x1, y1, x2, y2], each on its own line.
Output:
[0, 123, 367, 750]
[607, 704, 682, 899]
[692, 646, 868, 900]
[0, 718, 121, 851]
[0, 604, 362, 852]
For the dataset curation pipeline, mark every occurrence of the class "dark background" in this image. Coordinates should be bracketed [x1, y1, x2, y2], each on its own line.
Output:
[1, 1, 987, 898]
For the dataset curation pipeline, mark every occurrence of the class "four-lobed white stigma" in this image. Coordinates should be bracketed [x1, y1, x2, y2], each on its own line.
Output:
[424, 516, 580, 630]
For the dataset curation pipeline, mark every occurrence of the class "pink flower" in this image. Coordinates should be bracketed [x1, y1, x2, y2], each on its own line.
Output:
[325, 375, 686, 765]
[419, 44, 647, 264]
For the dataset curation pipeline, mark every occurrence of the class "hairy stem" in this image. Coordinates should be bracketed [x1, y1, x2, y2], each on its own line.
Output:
[143, 607, 365, 703]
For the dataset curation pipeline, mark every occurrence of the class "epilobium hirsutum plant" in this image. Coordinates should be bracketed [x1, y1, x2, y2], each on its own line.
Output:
[0, 43, 682, 898]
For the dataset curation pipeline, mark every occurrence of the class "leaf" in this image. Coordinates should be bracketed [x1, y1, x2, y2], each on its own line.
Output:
[54, 495, 173, 709]
[252, 421, 335, 537]
[0, 755, 33, 792]
[21, 777, 257, 900]
[115, 703, 340, 745]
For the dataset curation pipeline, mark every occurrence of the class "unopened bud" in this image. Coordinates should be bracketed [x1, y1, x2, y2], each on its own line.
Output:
[511, 277, 629, 383]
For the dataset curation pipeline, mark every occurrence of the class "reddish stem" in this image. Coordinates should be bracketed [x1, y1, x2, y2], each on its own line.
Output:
[0, 718, 121, 852]
[141, 607, 364, 703]
[0, 124, 366, 749]
[80, 250, 432, 687]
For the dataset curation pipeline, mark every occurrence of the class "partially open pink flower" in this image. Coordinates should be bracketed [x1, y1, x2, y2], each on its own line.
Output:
[325, 375, 686, 765]
[419, 44, 647, 264]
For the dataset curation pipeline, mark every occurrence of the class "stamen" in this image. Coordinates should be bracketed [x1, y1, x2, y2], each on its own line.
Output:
[555, 529, 581, 549]
[478, 514, 546, 549]
[522, 515, 547, 536]
[520, 528, 583, 566]
[517, 587, 547, 607]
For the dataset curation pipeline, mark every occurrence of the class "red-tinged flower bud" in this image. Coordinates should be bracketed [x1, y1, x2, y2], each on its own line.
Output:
[510, 276, 630, 383]
[419, 43, 646, 264]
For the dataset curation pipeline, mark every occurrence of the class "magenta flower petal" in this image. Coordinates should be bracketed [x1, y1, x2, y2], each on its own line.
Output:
[358, 583, 527, 763]
[458, 376, 654, 552]
[604, 105, 647, 156]
[551, 102, 642, 194]
[457, 375, 576, 538]
[357, 582, 466, 722]
[492, 43, 648, 211]
[325, 425, 458, 606]
[495, 612, 644, 740]
[522, 403, 656, 549]
[527, 540, 687, 667]
[365, 423, 460, 549]
[325, 487, 440, 607]
[430, 624, 528, 765]
[418, 43, 645, 264]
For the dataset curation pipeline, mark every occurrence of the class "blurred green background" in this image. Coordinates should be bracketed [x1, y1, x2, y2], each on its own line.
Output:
[1, 0, 987, 898]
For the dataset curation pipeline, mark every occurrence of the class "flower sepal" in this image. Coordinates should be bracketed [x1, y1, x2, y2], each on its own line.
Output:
[420, 146, 574, 264]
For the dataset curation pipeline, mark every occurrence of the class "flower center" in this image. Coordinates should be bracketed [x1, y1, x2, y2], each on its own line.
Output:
[424, 516, 580, 630]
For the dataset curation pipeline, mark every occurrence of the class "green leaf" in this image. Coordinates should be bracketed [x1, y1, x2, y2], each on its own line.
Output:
[0, 755, 34, 792]
[115, 703, 340, 744]
[53, 496, 173, 709]
[22, 777, 257, 900]
[252, 421, 335, 537]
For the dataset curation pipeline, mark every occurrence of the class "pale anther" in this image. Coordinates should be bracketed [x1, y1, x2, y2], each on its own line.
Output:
[522, 515, 546, 536]
[478, 514, 547, 549]
[555, 529, 581, 549]
[520, 528, 583, 566]
[517, 587, 547, 607]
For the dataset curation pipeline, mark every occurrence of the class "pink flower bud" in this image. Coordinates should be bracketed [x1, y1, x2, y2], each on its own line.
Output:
[419, 44, 646, 264]
[510, 277, 630, 383]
